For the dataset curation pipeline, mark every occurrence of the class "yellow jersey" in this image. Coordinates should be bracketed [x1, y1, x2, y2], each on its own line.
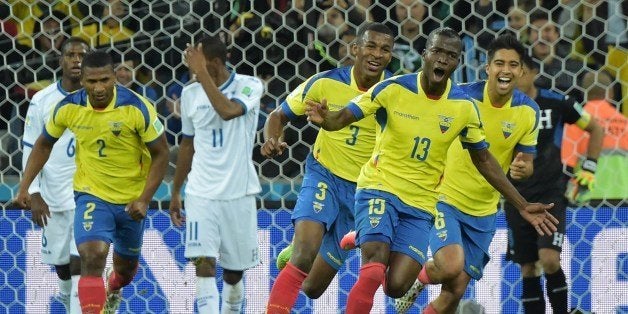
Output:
[44, 85, 164, 204]
[283, 66, 390, 182]
[439, 81, 539, 216]
[348, 73, 487, 215]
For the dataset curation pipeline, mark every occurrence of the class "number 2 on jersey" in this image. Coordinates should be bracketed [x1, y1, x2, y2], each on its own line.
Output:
[97, 139, 107, 157]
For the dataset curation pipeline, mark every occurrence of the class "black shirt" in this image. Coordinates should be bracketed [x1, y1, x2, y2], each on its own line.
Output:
[512, 88, 585, 199]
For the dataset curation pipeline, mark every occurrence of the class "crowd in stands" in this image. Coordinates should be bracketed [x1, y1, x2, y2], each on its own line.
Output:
[0, 0, 626, 187]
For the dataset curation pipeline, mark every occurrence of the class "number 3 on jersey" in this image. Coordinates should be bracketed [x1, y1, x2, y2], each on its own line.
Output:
[346, 125, 359, 146]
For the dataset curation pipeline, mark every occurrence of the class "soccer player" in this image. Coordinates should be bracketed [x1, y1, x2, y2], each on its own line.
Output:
[505, 52, 604, 314]
[21, 36, 89, 314]
[393, 34, 555, 314]
[14, 50, 169, 314]
[305, 27, 557, 313]
[169, 35, 263, 314]
[262, 22, 394, 313]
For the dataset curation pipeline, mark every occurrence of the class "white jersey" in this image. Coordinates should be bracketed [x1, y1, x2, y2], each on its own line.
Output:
[22, 80, 76, 212]
[180, 72, 263, 200]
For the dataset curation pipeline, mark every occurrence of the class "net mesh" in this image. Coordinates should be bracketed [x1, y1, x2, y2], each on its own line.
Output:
[0, 1, 626, 313]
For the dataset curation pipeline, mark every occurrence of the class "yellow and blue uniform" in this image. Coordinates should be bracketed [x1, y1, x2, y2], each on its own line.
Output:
[283, 66, 390, 269]
[433, 81, 539, 279]
[44, 85, 164, 258]
[348, 73, 487, 265]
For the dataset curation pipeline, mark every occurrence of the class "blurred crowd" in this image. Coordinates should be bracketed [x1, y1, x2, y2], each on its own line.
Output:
[0, 0, 626, 184]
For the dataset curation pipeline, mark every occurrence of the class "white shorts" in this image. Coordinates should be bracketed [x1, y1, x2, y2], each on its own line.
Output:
[41, 209, 78, 265]
[184, 194, 260, 271]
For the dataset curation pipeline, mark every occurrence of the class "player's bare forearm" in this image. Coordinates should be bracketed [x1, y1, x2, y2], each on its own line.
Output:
[470, 148, 527, 211]
[261, 108, 290, 158]
[172, 137, 194, 195]
[194, 70, 244, 120]
[138, 134, 169, 204]
[321, 109, 357, 131]
[263, 108, 289, 142]
[584, 119, 604, 160]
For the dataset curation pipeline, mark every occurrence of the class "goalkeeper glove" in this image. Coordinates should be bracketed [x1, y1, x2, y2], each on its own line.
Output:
[575, 158, 597, 190]
[566, 158, 597, 204]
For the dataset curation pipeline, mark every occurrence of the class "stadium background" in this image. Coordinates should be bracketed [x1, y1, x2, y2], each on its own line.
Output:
[0, 1, 626, 313]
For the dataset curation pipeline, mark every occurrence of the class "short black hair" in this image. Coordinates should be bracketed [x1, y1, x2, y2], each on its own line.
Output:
[61, 36, 89, 55]
[528, 9, 550, 25]
[425, 27, 460, 50]
[355, 22, 393, 44]
[487, 33, 526, 62]
[521, 53, 540, 71]
[81, 50, 113, 70]
[199, 35, 228, 64]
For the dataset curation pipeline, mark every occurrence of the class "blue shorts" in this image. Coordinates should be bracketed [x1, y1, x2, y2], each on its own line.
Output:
[74, 193, 145, 260]
[354, 189, 433, 266]
[292, 154, 356, 270]
[430, 202, 496, 280]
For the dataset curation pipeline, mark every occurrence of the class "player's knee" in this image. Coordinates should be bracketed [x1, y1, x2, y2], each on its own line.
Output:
[222, 269, 243, 285]
[434, 252, 464, 281]
[302, 280, 325, 299]
[538, 254, 561, 274]
[290, 243, 318, 271]
[520, 262, 538, 277]
[79, 250, 108, 273]
[193, 257, 216, 277]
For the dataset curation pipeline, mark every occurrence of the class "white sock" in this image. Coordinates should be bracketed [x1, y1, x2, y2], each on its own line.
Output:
[59, 278, 72, 296]
[70, 275, 81, 314]
[221, 280, 244, 314]
[196, 277, 219, 314]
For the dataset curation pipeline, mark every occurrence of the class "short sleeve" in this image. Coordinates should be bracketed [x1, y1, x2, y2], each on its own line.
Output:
[284, 76, 320, 117]
[22, 102, 43, 147]
[459, 101, 487, 150]
[138, 97, 164, 143]
[44, 103, 68, 140]
[180, 87, 195, 137]
[517, 109, 539, 154]
[231, 76, 263, 114]
[350, 83, 386, 119]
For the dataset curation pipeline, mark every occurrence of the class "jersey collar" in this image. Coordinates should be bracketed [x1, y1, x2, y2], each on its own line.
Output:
[219, 71, 236, 92]
[483, 82, 512, 109]
[56, 80, 70, 96]
[417, 71, 452, 99]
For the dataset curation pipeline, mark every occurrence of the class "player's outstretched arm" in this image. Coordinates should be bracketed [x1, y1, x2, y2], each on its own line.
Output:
[261, 107, 290, 158]
[509, 152, 534, 180]
[169, 137, 194, 227]
[128, 134, 169, 221]
[469, 148, 558, 236]
[14, 135, 54, 209]
[305, 98, 357, 131]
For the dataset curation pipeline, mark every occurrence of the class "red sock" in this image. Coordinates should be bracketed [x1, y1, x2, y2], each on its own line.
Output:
[108, 265, 138, 291]
[418, 266, 432, 285]
[78, 276, 106, 314]
[423, 303, 438, 314]
[346, 262, 386, 314]
[266, 262, 308, 314]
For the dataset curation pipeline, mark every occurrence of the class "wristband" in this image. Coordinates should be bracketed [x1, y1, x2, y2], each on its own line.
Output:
[581, 158, 597, 173]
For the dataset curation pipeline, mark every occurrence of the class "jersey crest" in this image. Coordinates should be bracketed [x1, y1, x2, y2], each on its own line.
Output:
[501, 121, 516, 139]
[439, 115, 454, 133]
[109, 121, 123, 136]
